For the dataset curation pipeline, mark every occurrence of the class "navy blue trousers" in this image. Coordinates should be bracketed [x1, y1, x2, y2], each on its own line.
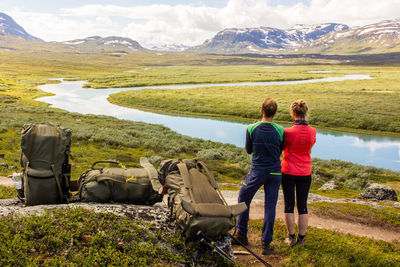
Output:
[237, 170, 281, 245]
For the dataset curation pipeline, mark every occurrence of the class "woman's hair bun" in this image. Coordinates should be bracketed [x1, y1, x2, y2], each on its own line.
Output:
[291, 99, 308, 118]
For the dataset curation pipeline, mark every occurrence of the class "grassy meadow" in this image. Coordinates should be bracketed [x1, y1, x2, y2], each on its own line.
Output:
[0, 207, 196, 266]
[1, 50, 400, 266]
[249, 219, 400, 267]
[81, 65, 334, 88]
[108, 65, 400, 135]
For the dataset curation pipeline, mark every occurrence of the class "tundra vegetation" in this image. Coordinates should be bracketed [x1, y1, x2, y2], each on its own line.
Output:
[250, 219, 400, 266]
[1, 50, 399, 266]
[108, 65, 400, 135]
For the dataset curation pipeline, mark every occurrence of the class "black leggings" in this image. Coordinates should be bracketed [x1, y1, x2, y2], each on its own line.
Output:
[282, 173, 312, 215]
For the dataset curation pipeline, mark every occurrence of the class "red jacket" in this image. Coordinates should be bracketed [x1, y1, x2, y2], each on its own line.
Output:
[281, 121, 316, 176]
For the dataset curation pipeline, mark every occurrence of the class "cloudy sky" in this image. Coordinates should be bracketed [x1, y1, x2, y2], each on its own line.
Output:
[2, 0, 400, 47]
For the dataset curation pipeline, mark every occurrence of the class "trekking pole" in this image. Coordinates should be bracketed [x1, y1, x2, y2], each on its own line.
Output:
[197, 231, 235, 265]
[228, 233, 272, 267]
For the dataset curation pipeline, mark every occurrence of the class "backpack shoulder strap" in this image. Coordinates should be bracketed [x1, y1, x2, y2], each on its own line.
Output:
[140, 157, 162, 193]
[177, 162, 199, 215]
[51, 164, 65, 203]
[177, 162, 192, 190]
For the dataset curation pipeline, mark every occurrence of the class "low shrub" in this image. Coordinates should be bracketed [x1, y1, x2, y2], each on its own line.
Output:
[0, 185, 17, 199]
[0, 208, 186, 266]
[249, 219, 400, 266]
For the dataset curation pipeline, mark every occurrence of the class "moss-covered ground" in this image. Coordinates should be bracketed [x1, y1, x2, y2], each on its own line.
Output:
[248, 219, 400, 267]
[0, 207, 209, 266]
[0, 185, 17, 199]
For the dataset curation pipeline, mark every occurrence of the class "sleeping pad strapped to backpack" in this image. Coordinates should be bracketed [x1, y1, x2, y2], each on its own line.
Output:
[78, 158, 163, 205]
[20, 123, 72, 206]
[158, 159, 247, 239]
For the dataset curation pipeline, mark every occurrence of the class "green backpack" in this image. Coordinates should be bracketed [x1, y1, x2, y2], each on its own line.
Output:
[158, 159, 247, 239]
[20, 123, 72, 206]
[78, 158, 163, 205]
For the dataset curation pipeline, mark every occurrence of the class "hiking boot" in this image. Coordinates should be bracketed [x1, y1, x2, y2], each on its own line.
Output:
[285, 234, 297, 247]
[296, 236, 305, 247]
[262, 243, 274, 255]
[231, 231, 249, 246]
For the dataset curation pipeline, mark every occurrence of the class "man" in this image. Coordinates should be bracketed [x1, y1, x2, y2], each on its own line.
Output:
[233, 98, 284, 255]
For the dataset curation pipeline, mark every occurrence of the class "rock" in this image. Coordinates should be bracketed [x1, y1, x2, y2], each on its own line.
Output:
[394, 202, 400, 209]
[0, 200, 173, 233]
[319, 180, 338, 190]
[360, 183, 398, 201]
[0, 162, 9, 168]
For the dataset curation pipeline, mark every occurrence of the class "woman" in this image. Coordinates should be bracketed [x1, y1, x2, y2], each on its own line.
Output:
[281, 99, 316, 246]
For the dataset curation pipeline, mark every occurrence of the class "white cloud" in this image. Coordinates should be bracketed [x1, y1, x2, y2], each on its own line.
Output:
[7, 0, 400, 47]
[276, 0, 400, 27]
[9, 11, 118, 41]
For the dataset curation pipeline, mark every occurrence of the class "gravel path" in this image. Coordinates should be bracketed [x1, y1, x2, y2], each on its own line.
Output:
[221, 189, 395, 208]
[0, 175, 14, 187]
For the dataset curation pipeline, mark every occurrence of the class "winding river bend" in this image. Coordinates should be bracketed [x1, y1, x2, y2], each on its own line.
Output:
[37, 75, 400, 171]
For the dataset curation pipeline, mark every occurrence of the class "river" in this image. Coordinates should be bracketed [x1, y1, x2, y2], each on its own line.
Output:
[37, 75, 400, 171]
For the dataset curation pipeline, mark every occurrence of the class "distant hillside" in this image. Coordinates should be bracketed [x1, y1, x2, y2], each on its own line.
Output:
[60, 36, 147, 54]
[0, 12, 41, 41]
[300, 19, 400, 54]
[0, 12, 147, 54]
[192, 23, 349, 53]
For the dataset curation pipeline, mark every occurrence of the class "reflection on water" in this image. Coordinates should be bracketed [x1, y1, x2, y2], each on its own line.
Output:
[37, 75, 400, 171]
[311, 128, 384, 142]
[352, 138, 400, 164]
[312, 132, 400, 169]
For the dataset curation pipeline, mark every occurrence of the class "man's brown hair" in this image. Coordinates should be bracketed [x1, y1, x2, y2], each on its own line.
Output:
[262, 98, 278, 118]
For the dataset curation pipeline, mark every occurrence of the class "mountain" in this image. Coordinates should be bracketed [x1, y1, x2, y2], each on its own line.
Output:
[0, 12, 147, 54]
[0, 12, 41, 41]
[192, 23, 349, 53]
[2, 11, 400, 55]
[60, 36, 147, 53]
[150, 44, 190, 52]
[301, 19, 400, 54]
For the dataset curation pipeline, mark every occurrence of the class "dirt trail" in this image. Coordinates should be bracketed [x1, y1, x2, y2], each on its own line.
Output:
[222, 190, 400, 243]
[0, 176, 14, 187]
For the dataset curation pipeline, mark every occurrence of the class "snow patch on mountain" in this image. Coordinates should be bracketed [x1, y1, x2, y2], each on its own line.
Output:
[63, 40, 86, 45]
[150, 44, 190, 52]
[300, 18, 400, 54]
[58, 36, 145, 53]
[193, 23, 349, 52]
[311, 18, 400, 46]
